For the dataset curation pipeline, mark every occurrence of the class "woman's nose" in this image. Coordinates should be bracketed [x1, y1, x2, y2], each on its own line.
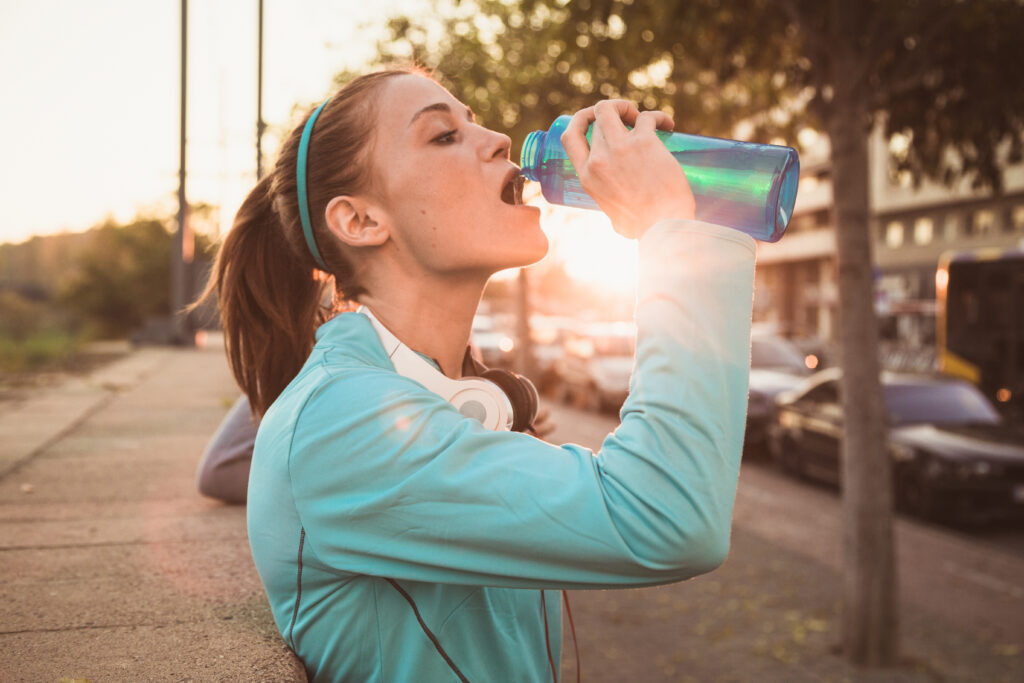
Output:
[480, 128, 511, 161]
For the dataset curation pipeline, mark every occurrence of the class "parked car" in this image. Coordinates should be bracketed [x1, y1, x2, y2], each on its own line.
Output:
[554, 322, 635, 412]
[770, 368, 1024, 522]
[745, 333, 814, 453]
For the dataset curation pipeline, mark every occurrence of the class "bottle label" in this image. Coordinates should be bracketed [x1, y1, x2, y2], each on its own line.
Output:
[561, 177, 599, 210]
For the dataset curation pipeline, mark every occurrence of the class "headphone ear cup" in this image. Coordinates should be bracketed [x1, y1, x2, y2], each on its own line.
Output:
[515, 373, 539, 430]
[481, 369, 538, 433]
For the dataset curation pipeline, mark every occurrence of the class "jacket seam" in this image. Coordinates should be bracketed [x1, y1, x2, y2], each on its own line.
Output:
[373, 580, 386, 682]
[287, 527, 306, 650]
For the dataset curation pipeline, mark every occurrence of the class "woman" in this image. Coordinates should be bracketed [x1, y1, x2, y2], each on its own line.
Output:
[199, 68, 756, 682]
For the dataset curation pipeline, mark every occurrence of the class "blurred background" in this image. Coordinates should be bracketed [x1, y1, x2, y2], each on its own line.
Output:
[2, 0, 1024, 677]
[1, 0, 1021, 407]
[2, 0, 1023, 518]
[2, 1, 1022, 483]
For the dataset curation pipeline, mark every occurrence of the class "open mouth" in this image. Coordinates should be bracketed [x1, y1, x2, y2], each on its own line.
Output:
[500, 171, 525, 206]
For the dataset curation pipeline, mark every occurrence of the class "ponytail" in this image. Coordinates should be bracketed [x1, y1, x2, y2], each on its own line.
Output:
[192, 68, 418, 416]
[193, 175, 336, 416]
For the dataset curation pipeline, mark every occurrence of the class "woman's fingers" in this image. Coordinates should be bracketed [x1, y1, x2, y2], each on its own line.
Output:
[559, 97, 694, 238]
[561, 99, 641, 171]
[592, 100, 640, 146]
[561, 105, 596, 172]
[631, 109, 674, 136]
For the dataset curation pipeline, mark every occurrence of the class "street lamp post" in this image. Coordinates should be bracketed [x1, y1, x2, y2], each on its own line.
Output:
[256, 0, 265, 180]
[172, 0, 194, 345]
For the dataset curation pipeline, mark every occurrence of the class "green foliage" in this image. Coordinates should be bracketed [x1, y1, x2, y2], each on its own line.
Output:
[0, 290, 43, 342]
[0, 290, 80, 372]
[55, 215, 215, 339]
[0, 330, 80, 373]
[366, 0, 1024, 189]
[57, 218, 174, 338]
[0, 231, 94, 299]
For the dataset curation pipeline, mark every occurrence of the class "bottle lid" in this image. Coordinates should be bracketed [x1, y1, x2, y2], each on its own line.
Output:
[520, 130, 544, 181]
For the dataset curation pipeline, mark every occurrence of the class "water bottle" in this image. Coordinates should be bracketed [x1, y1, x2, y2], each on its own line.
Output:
[520, 114, 800, 242]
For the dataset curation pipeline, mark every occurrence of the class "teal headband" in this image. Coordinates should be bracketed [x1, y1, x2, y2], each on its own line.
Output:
[297, 98, 331, 271]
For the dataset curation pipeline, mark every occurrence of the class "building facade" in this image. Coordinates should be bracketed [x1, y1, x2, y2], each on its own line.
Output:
[753, 125, 1024, 356]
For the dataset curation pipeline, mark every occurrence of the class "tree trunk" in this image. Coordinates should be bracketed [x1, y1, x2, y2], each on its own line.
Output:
[515, 268, 536, 378]
[827, 43, 900, 665]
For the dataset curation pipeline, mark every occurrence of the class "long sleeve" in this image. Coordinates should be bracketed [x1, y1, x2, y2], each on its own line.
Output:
[284, 218, 756, 589]
[196, 394, 257, 504]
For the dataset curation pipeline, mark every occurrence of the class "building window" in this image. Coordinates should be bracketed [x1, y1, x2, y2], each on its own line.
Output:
[885, 220, 905, 249]
[815, 209, 831, 227]
[1011, 204, 1024, 232]
[970, 209, 996, 236]
[913, 217, 934, 245]
[943, 213, 960, 241]
[790, 213, 816, 232]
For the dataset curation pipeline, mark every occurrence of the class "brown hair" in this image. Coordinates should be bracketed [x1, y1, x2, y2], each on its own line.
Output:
[192, 69, 421, 416]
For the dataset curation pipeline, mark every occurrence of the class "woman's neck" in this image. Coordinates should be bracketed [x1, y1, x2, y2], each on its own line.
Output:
[358, 273, 488, 379]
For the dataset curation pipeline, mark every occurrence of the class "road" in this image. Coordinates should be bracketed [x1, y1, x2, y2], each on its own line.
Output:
[544, 401, 1024, 653]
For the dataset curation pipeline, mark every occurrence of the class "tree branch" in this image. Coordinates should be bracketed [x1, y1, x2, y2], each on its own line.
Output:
[776, 0, 830, 69]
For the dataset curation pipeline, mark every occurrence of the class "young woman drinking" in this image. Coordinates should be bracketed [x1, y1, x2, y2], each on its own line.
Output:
[198, 68, 755, 682]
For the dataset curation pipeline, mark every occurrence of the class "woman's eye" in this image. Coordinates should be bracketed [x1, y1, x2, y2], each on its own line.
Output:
[432, 129, 457, 144]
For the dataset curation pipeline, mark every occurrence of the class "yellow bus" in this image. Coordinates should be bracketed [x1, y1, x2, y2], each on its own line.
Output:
[935, 246, 1024, 419]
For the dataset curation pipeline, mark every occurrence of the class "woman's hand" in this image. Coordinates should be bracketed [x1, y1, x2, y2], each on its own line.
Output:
[561, 99, 696, 239]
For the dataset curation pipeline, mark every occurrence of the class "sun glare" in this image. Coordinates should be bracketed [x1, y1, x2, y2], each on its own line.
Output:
[547, 204, 638, 292]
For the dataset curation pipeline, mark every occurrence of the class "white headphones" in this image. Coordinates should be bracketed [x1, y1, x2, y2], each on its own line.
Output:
[359, 306, 523, 431]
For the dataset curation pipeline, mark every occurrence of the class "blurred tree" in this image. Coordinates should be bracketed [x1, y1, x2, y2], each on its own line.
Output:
[59, 214, 215, 339]
[0, 290, 43, 342]
[59, 218, 174, 338]
[364, 0, 1024, 665]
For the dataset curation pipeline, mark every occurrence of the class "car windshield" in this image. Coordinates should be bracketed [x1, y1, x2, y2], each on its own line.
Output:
[885, 381, 1002, 426]
[751, 336, 807, 372]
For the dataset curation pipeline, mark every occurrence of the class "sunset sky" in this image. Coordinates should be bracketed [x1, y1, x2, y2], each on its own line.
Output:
[0, 0, 637, 287]
[0, 0, 423, 243]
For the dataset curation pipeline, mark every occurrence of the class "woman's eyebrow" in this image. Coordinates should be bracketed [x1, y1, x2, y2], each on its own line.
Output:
[408, 102, 476, 127]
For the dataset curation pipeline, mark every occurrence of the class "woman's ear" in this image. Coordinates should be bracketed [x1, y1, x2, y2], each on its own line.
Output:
[324, 196, 390, 248]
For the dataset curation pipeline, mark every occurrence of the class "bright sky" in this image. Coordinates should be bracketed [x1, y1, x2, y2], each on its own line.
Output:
[0, 0, 424, 244]
[0, 0, 636, 291]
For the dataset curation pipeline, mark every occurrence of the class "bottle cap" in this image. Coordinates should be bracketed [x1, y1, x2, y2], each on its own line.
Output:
[520, 130, 544, 181]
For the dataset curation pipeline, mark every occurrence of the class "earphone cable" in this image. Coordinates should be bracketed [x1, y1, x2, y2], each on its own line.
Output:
[386, 578, 471, 683]
[563, 590, 580, 683]
[540, 591, 558, 683]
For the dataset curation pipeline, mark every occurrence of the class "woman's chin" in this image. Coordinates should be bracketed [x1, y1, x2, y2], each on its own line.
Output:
[510, 229, 549, 268]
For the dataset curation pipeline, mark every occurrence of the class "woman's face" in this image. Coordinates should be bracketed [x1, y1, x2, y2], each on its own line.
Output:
[366, 75, 547, 277]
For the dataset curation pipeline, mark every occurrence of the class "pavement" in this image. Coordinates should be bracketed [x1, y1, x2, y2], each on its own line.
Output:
[1, 345, 1021, 682]
[0, 344, 304, 682]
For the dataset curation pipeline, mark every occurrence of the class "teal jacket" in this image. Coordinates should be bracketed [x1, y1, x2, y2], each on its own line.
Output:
[247, 219, 756, 682]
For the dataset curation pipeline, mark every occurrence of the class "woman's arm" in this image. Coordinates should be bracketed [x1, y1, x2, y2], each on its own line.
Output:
[285, 218, 755, 589]
[196, 394, 257, 504]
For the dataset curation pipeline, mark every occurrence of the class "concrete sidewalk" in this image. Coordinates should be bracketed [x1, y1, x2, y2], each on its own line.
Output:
[0, 345, 305, 681]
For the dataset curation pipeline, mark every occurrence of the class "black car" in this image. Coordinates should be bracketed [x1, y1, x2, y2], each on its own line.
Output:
[745, 334, 813, 453]
[770, 368, 1024, 522]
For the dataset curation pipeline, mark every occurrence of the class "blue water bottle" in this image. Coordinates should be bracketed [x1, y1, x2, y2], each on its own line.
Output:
[520, 115, 799, 242]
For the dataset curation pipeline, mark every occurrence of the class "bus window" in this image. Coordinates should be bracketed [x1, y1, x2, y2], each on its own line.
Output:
[938, 250, 1024, 420]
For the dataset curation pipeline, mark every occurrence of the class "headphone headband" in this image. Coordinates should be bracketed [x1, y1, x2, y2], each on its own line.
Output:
[297, 98, 332, 271]
[359, 307, 519, 431]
